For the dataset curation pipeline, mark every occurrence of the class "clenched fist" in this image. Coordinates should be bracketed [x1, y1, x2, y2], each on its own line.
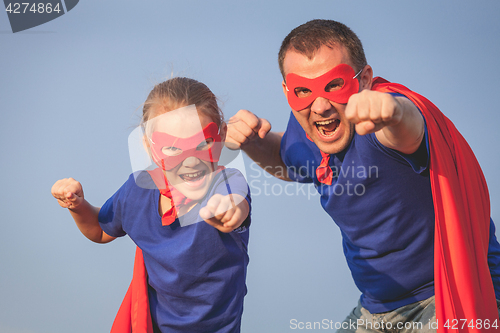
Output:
[225, 109, 271, 149]
[345, 90, 403, 136]
[199, 194, 249, 233]
[51, 178, 84, 210]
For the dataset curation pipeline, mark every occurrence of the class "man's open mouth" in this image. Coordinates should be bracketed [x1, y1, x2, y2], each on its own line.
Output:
[315, 119, 340, 137]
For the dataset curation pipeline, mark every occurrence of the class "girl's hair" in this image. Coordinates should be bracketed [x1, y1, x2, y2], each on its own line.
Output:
[142, 77, 224, 134]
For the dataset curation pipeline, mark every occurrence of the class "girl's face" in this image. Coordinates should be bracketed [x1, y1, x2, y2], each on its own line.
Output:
[149, 106, 222, 201]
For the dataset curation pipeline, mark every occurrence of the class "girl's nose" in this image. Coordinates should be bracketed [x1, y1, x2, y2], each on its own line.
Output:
[182, 156, 201, 168]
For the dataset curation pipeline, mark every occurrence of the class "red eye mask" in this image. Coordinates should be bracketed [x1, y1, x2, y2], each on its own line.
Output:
[150, 122, 222, 170]
[285, 64, 360, 111]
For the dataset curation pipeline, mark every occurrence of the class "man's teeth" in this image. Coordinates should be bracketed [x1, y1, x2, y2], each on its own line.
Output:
[315, 119, 339, 137]
[316, 119, 335, 126]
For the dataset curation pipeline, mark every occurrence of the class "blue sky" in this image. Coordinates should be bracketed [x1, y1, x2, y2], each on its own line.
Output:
[1, 1, 499, 332]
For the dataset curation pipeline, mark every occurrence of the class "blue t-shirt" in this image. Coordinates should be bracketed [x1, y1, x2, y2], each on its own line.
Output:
[280, 107, 500, 313]
[98, 168, 250, 333]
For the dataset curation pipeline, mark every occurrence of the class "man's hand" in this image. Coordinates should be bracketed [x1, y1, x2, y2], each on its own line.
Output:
[226, 109, 289, 180]
[199, 194, 249, 233]
[225, 109, 271, 149]
[51, 178, 84, 210]
[345, 90, 403, 136]
[345, 90, 424, 154]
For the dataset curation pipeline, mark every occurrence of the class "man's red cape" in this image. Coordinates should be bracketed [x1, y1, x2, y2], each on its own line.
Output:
[373, 77, 498, 332]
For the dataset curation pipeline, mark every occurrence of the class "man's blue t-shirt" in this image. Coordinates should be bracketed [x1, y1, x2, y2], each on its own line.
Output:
[98, 168, 250, 333]
[280, 109, 500, 313]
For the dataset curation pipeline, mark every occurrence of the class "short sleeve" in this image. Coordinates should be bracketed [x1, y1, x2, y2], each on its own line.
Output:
[97, 175, 136, 238]
[366, 93, 430, 174]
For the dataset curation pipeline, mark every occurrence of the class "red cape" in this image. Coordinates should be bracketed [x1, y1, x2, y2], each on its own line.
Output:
[110, 247, 153, 333]
[373, 77, 498, 332]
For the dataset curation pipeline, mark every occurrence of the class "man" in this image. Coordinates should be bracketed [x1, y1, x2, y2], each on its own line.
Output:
[227, 19, 500, 332]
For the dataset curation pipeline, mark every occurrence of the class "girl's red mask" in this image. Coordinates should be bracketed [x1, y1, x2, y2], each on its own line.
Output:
[150, 122, 222, 170]
[285, 64, 360, 111]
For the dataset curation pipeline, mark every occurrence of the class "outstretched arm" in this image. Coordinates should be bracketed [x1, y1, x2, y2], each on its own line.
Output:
[226, 109, 290, 181]
[51, 178, 116, 244]
[345, 90, 425, 155]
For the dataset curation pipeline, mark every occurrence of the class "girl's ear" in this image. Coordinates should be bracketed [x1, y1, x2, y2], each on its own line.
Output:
[142, 135, 152, 155]
[219, 122, 228, 142]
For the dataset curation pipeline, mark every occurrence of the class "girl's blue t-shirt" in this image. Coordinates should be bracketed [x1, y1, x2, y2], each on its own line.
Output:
[280, 108, 500, 313]
[98, 168, 250, 333]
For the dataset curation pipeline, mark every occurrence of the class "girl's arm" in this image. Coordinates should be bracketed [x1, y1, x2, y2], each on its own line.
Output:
[51, 178, 116, 243]
[199, 194, 250, 233]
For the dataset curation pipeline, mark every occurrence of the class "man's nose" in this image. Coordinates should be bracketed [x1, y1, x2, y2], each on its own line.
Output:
[182, 156, 201, 168]
[310, 97, 332, 115]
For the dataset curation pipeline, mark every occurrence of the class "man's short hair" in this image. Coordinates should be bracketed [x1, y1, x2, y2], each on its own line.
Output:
[278, 19, 367, 79]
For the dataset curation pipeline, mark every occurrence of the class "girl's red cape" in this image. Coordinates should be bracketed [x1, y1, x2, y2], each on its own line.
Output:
[110, 247, 153, 333]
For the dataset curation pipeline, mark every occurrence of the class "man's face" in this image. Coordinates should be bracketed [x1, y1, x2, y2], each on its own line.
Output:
[282, 44, 365, 155]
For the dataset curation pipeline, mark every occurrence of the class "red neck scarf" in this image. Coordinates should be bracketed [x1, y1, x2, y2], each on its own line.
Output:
[147, 166, 225, 226]
[316, 151, 333, 185]
[304, 133, 334, 185]
[147, 167, 192, 226]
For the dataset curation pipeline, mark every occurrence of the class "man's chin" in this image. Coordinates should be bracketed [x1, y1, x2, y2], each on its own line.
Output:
[314, 136, 350, 155]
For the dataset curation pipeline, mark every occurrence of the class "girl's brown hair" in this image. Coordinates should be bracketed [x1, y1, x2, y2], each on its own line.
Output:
[142, 77, 224, 133]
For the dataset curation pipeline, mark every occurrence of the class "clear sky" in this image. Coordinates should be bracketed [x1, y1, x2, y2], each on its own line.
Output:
[1, 1, 500, 332]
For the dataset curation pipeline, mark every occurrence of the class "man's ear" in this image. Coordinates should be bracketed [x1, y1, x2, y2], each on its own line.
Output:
[282, 80, 289, 99]
[359, 65, 374, 91]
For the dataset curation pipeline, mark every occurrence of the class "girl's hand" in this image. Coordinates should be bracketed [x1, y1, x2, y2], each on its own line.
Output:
[51, 178, 84, 210]
[200, 194, 249, 233]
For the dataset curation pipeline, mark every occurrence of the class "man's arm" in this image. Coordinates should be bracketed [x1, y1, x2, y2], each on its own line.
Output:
[345, 90, 425, 155]
[226, 109, 291, 181]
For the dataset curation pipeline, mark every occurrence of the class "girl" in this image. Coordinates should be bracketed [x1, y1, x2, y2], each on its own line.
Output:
[51, 77, 251, 333]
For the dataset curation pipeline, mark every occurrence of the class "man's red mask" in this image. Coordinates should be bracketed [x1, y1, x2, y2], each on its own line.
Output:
[149, 122, 222, 170]
[285, 64, 361, 111]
